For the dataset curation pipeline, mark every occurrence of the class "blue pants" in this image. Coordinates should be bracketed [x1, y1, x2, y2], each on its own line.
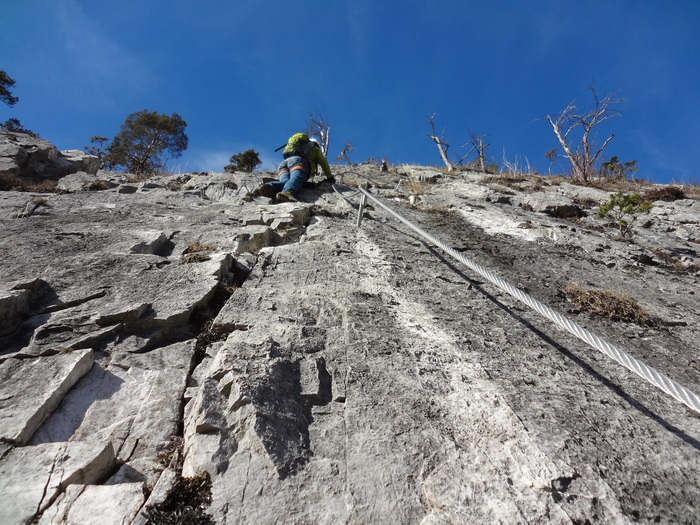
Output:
[268, 156, 310, 195]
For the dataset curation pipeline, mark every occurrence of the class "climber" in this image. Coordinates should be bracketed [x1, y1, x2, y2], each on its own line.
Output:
[248, 134, 334, 202]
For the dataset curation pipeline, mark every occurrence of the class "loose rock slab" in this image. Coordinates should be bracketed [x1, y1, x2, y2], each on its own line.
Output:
[0, 349, 93, 445]
[0, 441, 114, 525]
[38, 482, 146, 525]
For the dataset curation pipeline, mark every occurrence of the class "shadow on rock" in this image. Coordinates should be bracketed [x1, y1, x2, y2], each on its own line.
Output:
[251, 359, 313, 479]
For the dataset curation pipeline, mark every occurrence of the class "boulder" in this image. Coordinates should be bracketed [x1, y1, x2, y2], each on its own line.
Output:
[0, 131, 98, 181]
[56, 149, 100, 176]
[0, 137, 29, 177]
[0, 279, 49, 337]
[0, 131, 59, 178]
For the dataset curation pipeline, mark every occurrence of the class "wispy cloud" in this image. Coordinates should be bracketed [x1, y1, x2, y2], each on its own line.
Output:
[50, 1, 156, 106]
[178, 149, 230, 173]
[343, 2, 372, 65]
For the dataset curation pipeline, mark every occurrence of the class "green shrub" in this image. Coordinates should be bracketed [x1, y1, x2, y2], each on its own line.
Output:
[106, 110, 188, 175]
[597, 190, 652, 237]
[600, 155, 639, 180]
[225, 149, 262, 173]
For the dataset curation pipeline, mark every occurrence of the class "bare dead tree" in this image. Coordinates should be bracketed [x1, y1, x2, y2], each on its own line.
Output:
[336, 142, 354, 165]
[546, 89, 623, 183]
[459, 133, 490, 171]
[426, 114, 454, 171]
[306, 112, 331, 156]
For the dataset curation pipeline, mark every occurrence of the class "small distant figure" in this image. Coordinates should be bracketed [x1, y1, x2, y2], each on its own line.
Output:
[249, 133, 333, 202]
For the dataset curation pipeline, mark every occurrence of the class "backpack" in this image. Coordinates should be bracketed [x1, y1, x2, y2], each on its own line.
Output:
[279, 133, 314, 159]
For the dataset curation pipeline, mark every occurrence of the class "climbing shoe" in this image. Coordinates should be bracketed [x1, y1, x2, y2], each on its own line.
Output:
[246, 184, 276, 201]
[276, 191, 298, 202]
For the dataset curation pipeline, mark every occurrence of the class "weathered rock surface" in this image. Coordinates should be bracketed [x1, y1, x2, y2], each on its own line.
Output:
[1, 159, 699, 524]
[38, 482, 146, 525]
[0, 441, 115, 525]
[0, 131, 98, 181]
[0, 348, 93, 445]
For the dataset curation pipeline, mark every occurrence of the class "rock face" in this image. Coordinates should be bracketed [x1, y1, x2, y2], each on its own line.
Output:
[1, 161, 699, 524]
[0, 131, 98, 181]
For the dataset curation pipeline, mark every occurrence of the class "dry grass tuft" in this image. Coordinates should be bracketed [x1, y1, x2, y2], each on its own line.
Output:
[0, 174, 60, 193]
[180, 253, 210, 264]
[406, 175, 426, 195]
[179, 241, 216, 264]
[184, 241, 216, 253]
[586, 177, 657, 194]
[683, 184, 700, 200]
[143, 470, 213, 524]
[642, 186, 686, 202]
[81, 179, 111, 191]
[564, 283, 655, 326]
[479, 174, 547, 193]
[420, 206, 458, 217]
[573, 196, 598, 208]
[13, 196, 52, 218]
[651, 248, 700, 275]
[480, 175, 526, 187]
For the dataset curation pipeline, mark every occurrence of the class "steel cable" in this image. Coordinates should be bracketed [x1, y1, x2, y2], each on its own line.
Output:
[356, 186, 700, 414]
[331, 184, 360, 207]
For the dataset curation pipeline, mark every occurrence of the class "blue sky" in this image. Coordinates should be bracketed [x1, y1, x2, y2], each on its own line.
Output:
[2, 1, 699, 184]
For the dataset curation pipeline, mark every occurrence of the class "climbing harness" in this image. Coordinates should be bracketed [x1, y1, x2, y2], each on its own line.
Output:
[351, 185, 700, 415]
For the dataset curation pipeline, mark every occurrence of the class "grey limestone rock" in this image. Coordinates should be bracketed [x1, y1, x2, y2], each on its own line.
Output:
[0, 131, 98, 181]
[0, 349, 94, 445]
[38, 482, 146, 525]
[0, 441, 115, 525]
[1, 158, 699, 524]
